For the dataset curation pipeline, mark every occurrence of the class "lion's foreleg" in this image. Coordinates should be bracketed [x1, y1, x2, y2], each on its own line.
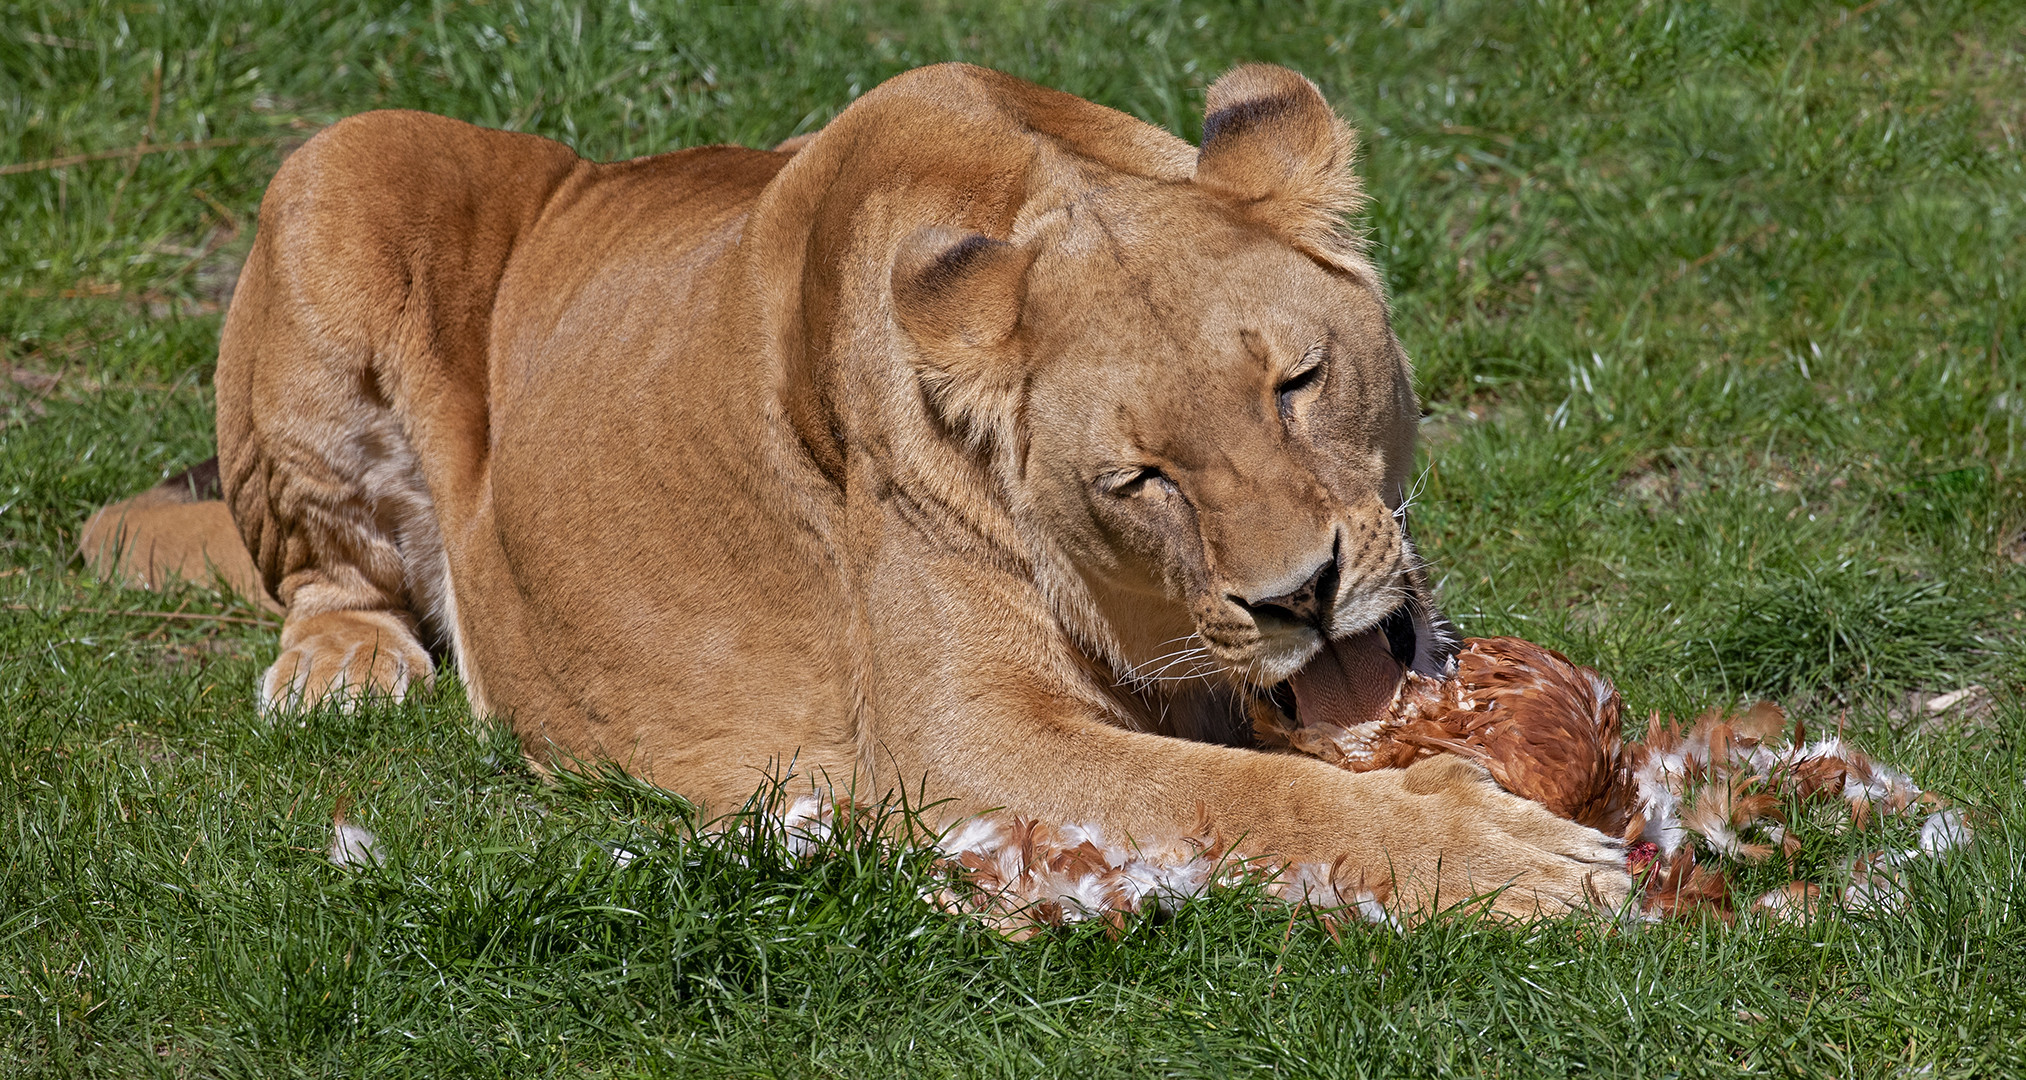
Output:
[859, 566, 1630, 922]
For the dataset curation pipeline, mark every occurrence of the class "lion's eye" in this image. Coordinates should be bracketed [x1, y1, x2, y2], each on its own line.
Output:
[1276, 361, 1326, 418]
[1104, 466, 1173, 497]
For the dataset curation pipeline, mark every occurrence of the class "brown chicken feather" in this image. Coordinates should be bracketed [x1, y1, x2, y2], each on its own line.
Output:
[1394, 637, 1640, 834]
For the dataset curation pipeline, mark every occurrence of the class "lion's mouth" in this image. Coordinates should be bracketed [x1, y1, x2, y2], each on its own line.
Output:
[1268, 605, 1420, 730]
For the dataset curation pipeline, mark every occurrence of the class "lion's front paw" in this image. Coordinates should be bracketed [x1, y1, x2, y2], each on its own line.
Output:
[1394, 755, 1633, 920]
[260, 609, 432, 714]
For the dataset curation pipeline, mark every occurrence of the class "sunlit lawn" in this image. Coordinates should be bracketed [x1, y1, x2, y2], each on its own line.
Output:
[4, 1, 2023, 1075]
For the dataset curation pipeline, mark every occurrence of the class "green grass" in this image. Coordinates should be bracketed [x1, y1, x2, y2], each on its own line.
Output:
[4, 0, 2025, 1075]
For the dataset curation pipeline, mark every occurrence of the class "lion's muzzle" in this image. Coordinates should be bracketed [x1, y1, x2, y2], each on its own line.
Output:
[1230, 539, 1340, 630]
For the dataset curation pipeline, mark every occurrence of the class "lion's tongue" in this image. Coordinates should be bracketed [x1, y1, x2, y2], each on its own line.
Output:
[1287, 628, 1404, 730]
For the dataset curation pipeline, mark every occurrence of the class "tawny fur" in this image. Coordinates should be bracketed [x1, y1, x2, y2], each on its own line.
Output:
[83, 63, 1631, 922]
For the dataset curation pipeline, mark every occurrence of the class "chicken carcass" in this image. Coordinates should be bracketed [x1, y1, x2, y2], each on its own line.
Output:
[1254, 633, 1968, 920]
[1257, 634, 1639, 835]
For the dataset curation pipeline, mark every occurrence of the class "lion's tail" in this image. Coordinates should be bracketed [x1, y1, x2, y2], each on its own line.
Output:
[79, 458, 280, 613]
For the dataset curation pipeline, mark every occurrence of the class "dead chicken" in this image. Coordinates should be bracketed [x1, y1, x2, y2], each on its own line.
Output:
[1253, 633, 1969, 920]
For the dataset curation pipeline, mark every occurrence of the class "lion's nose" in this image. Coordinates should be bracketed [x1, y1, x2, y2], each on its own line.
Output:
[1231, 542, 1340, 629]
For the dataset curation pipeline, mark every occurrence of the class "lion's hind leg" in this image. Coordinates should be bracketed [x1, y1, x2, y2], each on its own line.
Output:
[224, 377, 446, 716]
[228, 403, 444, 715]
[260, 610, 433, 713]
[211, 112, 577, 716]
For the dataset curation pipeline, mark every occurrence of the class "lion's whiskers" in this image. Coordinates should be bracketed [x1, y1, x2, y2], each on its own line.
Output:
[1119, 638, 1221, 690]
[1128, 652, 1217, 686]
[1392, 464, 1432, 523]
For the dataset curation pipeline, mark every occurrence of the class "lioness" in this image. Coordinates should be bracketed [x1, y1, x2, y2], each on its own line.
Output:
[86, 63, 1628, 917]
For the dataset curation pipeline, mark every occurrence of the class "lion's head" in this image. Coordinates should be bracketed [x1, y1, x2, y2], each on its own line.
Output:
[886, 65, 1452, 730]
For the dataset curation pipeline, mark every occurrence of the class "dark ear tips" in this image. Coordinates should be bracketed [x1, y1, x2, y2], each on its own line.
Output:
[1201, 91, 1307, 152]
[891, 226, 1035, 351]
[1196, 66, 1345, 200]
[1194, 65, 1371, 279]
[890, 226, 1036, 436]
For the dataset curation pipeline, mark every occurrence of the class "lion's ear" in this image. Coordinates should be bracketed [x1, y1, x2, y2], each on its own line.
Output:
[1195, 65, 1370, 279]
[891, 227, 1034, 351]
[891, 227, 1035, 434]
